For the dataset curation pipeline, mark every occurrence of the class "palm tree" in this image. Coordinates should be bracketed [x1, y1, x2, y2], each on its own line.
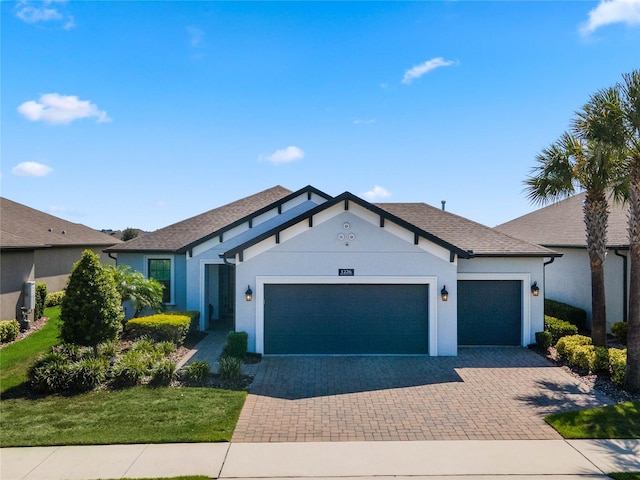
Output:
[525, 87, 626, 347]
[106, 265, 164, 318]
[620, 70, 640, 392]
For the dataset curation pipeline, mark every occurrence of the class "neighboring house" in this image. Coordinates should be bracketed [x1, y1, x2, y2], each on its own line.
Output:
[495, 192, 630, 332]
[0, 197, 122, 321]
[106, 185, 558, 356]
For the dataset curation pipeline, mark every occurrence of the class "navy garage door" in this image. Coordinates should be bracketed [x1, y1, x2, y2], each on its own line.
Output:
[457, 280, 522, 346]
[264, 284, 429, 354]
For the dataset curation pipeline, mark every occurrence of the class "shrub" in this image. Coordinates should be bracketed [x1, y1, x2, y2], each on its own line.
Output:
[545, 299, 587, 331]
[224, 331, 248, 359]
[61, 250, 123, 353]
[68, 357, 108, 392]
[593, 346, 610, 373]
[51, 343, 94, 362]
[535, 331, 552, 351]
[98, 339, 121, 358]
[545, 316, 579, 344]
[126, 314, 191, 344]
[180, 360, 210, 386]
[155, 341, 177, 356]
[28, 352, 70, 393]
[0, 319, 20, 343]
[219, 356, 243, 380]
[164, 310, 200, 331]
[556, 334, 592, 358]
[609, 348, 627, 386]
[45, 290, 65, 307]
[569, 344, 596, 371]
[150, 359, 177, 386]
[111, 351, 148, 388]
[35, 283, 47, 320]
[612, 322, 628, 345]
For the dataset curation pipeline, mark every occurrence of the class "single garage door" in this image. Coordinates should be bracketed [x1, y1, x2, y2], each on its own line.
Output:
[264, 284, 429, 354]
[457, 280, 522, 346]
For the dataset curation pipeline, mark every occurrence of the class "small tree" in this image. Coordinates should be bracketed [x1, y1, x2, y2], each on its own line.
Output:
[106, 265, 164, 318]
[61, 250, 123, 354]
[121, 228, 139, 241]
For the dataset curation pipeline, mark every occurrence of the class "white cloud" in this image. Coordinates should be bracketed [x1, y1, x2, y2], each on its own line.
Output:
[580, 0, 640, 34]
[12, 161, 53, 177]
[402, 57, 456, 85]
[17, 93, 111, 125]
[260, 146, 305, 165]
[15, 0, 74, 29]
[187, 26, 205, 47]
[362, 185, 391, 201]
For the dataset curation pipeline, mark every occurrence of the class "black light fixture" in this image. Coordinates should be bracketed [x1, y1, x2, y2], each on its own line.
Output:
[531, 281, 540, 297]
[245, 285, 253, 302]
[441, 285, 449, 302]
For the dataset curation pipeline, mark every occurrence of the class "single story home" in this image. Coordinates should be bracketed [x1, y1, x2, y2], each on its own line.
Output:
[0, 197, 122, 321]
[106, 185, 558, 356]
[495, 191, 630, 332]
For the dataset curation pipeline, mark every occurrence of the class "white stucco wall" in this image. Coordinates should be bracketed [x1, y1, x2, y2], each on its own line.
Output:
[544, 248, 629, 331]
[234, 208, 459, 356]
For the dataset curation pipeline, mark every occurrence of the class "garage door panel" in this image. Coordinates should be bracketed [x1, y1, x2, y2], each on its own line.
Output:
[264, 284, 428, 354]
[457, 280, 522, 346]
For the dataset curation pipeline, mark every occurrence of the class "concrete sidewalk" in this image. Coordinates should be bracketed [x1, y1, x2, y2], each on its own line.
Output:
[2, 439, 639, 480]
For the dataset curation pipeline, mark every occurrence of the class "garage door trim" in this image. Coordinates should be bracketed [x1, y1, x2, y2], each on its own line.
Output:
[457, 273, 531, 346]
[255, 275, 439, 356]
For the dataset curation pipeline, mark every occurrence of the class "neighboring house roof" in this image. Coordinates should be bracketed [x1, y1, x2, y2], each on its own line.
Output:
[495, 191, 630, 249]
[0, 197, 122, 251]
[106, 186, 331, 254]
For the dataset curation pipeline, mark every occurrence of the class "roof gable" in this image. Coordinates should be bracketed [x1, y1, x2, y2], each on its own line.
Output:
[495, 192, 629, 248]
[0, 197, 122, 250]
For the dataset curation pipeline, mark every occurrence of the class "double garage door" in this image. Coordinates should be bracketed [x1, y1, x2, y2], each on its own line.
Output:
[264, 284, 429, 354]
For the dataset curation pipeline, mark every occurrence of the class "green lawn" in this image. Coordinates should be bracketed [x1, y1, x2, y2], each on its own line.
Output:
[545, 401, 640, 439]
[0, 306, 62, 395]
[0, 386, 246, 446]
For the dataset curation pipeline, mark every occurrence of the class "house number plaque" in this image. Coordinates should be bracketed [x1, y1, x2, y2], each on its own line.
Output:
[338, 268, 354, 276]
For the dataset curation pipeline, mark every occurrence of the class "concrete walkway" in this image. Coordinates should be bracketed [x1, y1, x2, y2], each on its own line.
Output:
[2, 439, 639, 479]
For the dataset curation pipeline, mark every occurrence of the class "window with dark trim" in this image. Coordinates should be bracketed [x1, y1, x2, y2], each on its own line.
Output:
[148, 258, 171, 303]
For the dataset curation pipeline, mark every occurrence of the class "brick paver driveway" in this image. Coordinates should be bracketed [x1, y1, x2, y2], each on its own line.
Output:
[232, 347, 613, 442]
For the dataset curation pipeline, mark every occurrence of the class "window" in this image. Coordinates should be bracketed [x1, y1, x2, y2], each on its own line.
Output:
[148, 258, 172, 303]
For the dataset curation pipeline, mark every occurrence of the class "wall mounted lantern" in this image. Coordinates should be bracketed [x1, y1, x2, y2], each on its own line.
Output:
[441, 285, 449, 302]
[531, 281, 540, 297]
[245, 285, 253, 302]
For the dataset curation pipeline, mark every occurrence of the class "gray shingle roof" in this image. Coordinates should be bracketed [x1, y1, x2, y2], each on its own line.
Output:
[495, 192, 630, 248]
[377, 202, 556, 257]
[107, 186, 293, 253]
[0, 197, 122, 250]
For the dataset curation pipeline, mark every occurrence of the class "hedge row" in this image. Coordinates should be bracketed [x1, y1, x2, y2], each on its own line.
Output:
[0, 319, 20, 343]
[545, 299, 587, 331]
[125, 313, 191, 344]
[544, 316, 578, 344]
[555, 334, 627, 386]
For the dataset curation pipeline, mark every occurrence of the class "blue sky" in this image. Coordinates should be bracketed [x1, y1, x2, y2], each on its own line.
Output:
[2, 0, 640, 232]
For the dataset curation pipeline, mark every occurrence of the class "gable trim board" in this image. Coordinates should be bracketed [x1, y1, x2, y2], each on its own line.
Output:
[109, 185, 556, 356]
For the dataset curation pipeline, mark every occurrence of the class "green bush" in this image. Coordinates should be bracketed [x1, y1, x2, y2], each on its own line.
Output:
[164, 310, 200, 331]
[149, 359, 177, 386]
[593, 346, 610, 373]
[35, 283, 47, 320]
[545, 299, 587, 331]
[535, 331, 552, 351]
[68, 357, 108, 392]
[111, 351, 148, 388]
[556, 334, 592, 358]
[28, 352, 70, 393]
[98, 339, 121, 358]
[219, 356, 243, 380]
[609, 348, 627, 386]
[612, 322, 628, 345]
[126, 314, 191, 344]
[569, 344, 596, 371]
[180, 360, 210, 386]
[61, 250, 123, 351]
[51, 343, 94, 362]
[0, 319, 20, 343]
[45, 290, 65, 308]
[545, 316, 579, 344]
[224, 331, 248, 359]
[155, 341, 177, 356]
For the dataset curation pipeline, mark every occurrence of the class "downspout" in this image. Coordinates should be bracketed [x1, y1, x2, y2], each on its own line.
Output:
[542, 257, 555, 301]
[614, 249, 628, 322]
[108, 252, 117, 264]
